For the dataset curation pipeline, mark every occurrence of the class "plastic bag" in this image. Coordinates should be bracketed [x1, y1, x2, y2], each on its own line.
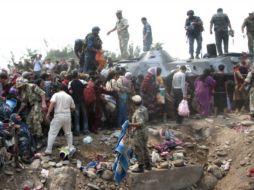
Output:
[226, 95, 231, 111]
[83, 136, 93, 144]
[178, 99, 190, 117]
[156, 88, 165, 104]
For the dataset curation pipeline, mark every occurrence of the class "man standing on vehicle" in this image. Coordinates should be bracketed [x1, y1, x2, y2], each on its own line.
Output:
[141, 17, 153, 52]
[210, 8, 233, 56]
[84, 26, 102, 73]
[185, 10, 203, 59]
[107, 10, 129, 59]
[242, 12, 254, 54]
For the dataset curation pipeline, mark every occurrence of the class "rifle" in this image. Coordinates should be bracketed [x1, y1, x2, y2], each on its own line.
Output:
[9, 122, 20, 168]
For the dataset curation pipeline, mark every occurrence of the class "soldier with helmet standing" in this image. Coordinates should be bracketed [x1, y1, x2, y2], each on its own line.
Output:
[185, 10, 204, 59]
[83, 26, 102, 73]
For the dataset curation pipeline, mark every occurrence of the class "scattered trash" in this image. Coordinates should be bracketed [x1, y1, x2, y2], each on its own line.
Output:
[111, 130, 121, 138]
[83, 136, 93, 144]
[178, 99, 190, 117]
[77, 159, 82, 169]
[247, 168, 254, 177]
[151, 150, 161, 163]
[173, 152, 184, 160]
[221, 160, 231, 171]
[41, 169, 49, 178]
[59, 146, 76, 160]
[87, 183, 101, 190]
[233, 125, 250, 134]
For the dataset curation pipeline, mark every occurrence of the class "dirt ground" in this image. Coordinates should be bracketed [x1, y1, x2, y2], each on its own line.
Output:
[0, 113, 254, 190]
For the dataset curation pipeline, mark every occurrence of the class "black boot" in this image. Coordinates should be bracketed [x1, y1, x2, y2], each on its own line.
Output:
[132, 164, 144, 173]
[145, 163, 152, 170]
[195, 54, 200, 59]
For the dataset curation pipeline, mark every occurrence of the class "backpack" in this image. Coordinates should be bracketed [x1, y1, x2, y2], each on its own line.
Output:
[83, 81, 96, 107]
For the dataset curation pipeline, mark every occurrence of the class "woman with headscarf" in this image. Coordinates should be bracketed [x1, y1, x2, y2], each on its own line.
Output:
[194, 69, 216, 117]
[10, 113, 35, 163]
[140, 67, 160, 119]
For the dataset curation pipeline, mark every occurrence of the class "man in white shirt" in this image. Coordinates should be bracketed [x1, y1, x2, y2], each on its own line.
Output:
[172, 65, 187, 124]
[107, 10, 129, 59]
[33, 54, 42, 78]
[45, 84, 76, 155]
[43, 58, 55, 73]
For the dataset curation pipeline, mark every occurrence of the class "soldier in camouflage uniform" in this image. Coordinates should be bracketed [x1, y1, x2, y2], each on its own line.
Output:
[242, 12, 254, 54]
[107, 10, 129, 59]
[210, 8, 233, 55]
[15, 77, 47, 142]
[129, 95, 151, 173]
[245, 66, 254, 120]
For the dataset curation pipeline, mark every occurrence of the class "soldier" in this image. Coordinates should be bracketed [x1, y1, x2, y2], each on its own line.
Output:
[83, 26, 102, 73]
[185, 10, 204, 59]
[242, 12, 254, 54]
[16, 77, 47, 148]
[129, 95, 151, 173]
[141, 17, 153, 52]
[107, 10, 129, 59]
[210, 8, 233, 56]
[245, 65, 254, 120]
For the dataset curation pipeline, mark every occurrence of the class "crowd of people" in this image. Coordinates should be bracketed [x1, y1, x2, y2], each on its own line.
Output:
[0, 8, 254, 175]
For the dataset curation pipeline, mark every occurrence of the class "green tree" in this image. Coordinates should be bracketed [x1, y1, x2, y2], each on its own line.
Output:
[46, 45, 75, 61]
[151, 42, 164, 50]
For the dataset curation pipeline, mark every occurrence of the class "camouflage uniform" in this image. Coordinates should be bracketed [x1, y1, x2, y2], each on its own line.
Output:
[245, 71, 254, 118]
[242, 16, 254, 54]
[116, 18, 129, 59]
[20, 84, 45, 137]
[210, 12, 231, 55]
[131, 105, 151, 166]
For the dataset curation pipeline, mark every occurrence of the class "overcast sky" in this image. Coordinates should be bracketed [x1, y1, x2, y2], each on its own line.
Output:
[0, 0, 252, 67]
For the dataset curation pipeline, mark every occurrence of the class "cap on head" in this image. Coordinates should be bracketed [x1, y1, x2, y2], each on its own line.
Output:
[15, 77, 28, 88]
[187, 10, 194, 16]
[92, 26, 100, 32]
[116, 10, 122, 14]
[132, 95, 142, 103]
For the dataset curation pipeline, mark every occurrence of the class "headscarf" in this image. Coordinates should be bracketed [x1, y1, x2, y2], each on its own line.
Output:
[148, 67, 157, 75]
[124, 72, 132, 80]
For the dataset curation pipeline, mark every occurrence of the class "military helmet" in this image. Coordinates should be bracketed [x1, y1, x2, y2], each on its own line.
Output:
[187, 10, 194, 16]
[92, 26, 100, 32]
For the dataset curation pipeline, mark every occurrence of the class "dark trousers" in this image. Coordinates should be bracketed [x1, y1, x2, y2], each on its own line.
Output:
[84, 52, 97, 73]
[188, 33, 202, 55]
[247, 32, 254, 54]
[215, 31, 229, 55]
[173, 89, 183, 124]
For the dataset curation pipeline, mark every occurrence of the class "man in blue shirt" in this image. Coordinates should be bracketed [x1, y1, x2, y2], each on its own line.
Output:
[83, 26, 102, 73]
[141, 17, 153, 52]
